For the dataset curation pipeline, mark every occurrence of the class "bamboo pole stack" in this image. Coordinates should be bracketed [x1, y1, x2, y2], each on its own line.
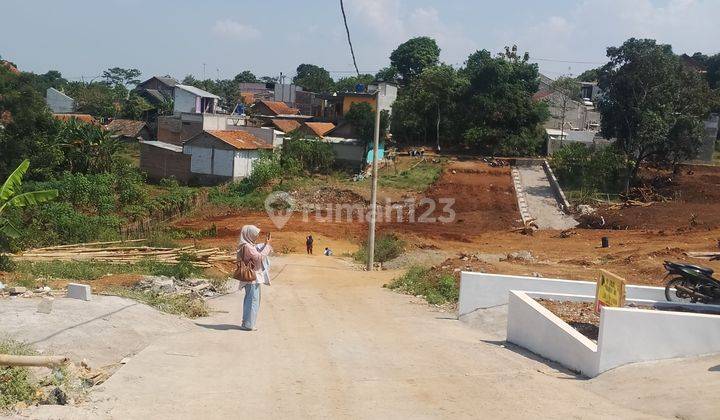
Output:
[10, 240, 235, 268]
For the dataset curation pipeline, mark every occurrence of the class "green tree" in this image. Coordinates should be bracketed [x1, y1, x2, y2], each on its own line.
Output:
[390, 37, 441, 84]
[375, 66, 399, 83]
[344, 102, 389, 143]
[456, 48, 548, 155]
[233, 70, 259, 83]
[597, 38, 711, 189]
[335, 74, 374, 92]
[0, 66, 64, 180]
[65, 81, 118, 118]
[292, 64, 334, 93]
[416, 65, 464, 151]
[102, 67, 142, 88]
[122, 92, 153, 120]
[577, 67, 602, 82]
[0, 160, 58, 239]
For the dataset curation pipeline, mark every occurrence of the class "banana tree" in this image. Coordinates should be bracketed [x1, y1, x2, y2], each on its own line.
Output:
[0, 160, 58, 239]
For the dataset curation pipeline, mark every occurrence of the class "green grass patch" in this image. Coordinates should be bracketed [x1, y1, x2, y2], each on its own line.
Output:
[354, 233, 406, 264]
[378, 161, 442, 191]
[0, 339, 37, 409]
[209, 187, 270, 210]
[14, 257, 203, 281]
[107, 287, 208, 318]
[387, 266, 459, 305]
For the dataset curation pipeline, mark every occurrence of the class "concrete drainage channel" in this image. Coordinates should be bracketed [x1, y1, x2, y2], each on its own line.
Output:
[510, 159, 578, 230]
[459, 272, 720, 377]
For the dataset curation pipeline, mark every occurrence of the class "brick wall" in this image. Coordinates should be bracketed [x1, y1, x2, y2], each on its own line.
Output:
[140, 143, 191, 183]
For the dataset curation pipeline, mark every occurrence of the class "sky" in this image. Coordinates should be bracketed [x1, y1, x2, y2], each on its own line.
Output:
[1, 0, 719, 83]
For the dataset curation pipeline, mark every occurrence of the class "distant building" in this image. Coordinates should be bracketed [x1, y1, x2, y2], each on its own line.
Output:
[173, 84, 220, 114]
[297, 122, 336, 138]
[545, 128, 613, 155]
[252, 100, 300, 117]
[135, 76, 178, 106]
[268, 118, 301, 134]
[694, 113, 719, 163]
[105, 119, 152, 142]
[321, 82, 398, 123]
[156, 112, 246, 145]
[46, 87, 75, 113]
[182, 130, 273, 184]
[139, 141, 191, 183]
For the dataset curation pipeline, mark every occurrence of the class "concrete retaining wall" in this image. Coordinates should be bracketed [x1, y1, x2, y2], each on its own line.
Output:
[458, 272, 666, 316]
[598, 306, 720, 373]
[505, 290, 720, 377]
[507, 291, 597, 375]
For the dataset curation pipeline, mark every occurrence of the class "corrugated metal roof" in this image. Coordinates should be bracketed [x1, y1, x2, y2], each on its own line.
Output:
[256, 100, 299, 115]
[175, 84, 221, 99]
[270, 119, 301, 133]
[140, 141, 183, 153]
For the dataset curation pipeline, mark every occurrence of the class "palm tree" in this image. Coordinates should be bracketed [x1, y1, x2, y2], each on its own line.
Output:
[0, 160, 58, 238]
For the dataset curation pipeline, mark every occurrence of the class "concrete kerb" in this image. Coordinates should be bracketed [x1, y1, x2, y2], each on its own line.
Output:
[506, 290, 720, 377]
[510, 168, 533, 225]
[542, 160, 572, 213]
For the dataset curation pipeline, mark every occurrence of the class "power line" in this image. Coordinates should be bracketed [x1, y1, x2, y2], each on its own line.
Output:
[339, 0, 360, 76]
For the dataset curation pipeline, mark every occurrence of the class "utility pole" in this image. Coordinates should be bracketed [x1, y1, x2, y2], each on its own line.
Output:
[366, 90, 382, 271]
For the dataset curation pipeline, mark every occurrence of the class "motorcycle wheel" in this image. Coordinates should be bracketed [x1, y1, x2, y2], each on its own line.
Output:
[665, 277, 697, 303]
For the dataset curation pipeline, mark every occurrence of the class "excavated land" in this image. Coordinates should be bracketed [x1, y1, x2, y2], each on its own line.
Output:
[584, 164, 720, 230]
[175, 160, 720, 287]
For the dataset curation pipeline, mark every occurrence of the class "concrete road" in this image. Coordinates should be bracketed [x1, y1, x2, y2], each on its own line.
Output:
[516, 166, 578, 230]
[24, 255, 718, 419]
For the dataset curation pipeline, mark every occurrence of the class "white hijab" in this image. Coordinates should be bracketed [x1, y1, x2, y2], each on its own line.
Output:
[239, 225, 260, 248]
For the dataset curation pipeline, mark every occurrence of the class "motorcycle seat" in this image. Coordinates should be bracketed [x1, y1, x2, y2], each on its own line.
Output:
[667, 261, 714, 276]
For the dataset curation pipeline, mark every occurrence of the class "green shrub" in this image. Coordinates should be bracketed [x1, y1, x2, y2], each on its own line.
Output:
[0, 339, 37, 409]
[354, 233, 406, 264]
[14, 258, 203, 281]
[282, 138, 335, 174]
[107, 288, 208, 318]
[387, 266, 459, 305]
[551, 144, 626, 194]
[0, 254, 16, 272]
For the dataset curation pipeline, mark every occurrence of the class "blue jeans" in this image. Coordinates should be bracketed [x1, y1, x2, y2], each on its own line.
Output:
[242, 283, 261, 329]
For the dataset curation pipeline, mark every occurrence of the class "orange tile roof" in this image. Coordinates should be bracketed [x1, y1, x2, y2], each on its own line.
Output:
[303, 122, 336, 138]
[53, 113, 98, 125]
[204, 130, 273, 150]
[270, 119, 301, 133]
[258, 100, 299, 116]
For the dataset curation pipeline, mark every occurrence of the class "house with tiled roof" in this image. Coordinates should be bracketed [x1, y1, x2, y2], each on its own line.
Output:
[181, 130, 273, 183]
[252, 100, 300, 117]
[105, 119, 152, 141]
[269, 118, 301, 134]
[298, 122, 336, 138]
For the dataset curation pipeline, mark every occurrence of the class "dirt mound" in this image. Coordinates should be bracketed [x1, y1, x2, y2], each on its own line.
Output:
[585, 164, 720, 231]
[291, 186, 367, 208]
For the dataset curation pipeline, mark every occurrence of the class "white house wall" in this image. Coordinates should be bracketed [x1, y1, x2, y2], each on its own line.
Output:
[233, 150, 259, 178]
[174, 88, 197, 114]
[210, 149, 233, 177]
[187, 145, 212, 175]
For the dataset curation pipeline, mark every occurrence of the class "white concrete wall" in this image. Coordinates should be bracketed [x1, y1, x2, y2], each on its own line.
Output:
[377, 83, 397, 115]
[597, 307, 720, 373]
[458, 272, 667, 316]
[46, 88, 74, 113]
[233, 150, 259, 178]
[507, 291, 598, 376]
[212, 149, 234, 177]
[174, 88, 197, 114]
[186, 145, 212, 175]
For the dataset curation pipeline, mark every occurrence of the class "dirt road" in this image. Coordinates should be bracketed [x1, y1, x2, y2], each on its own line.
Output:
[27, 254, 718, 419]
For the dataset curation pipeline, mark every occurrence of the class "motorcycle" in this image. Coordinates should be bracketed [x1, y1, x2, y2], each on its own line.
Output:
[663, 257, 720, 305]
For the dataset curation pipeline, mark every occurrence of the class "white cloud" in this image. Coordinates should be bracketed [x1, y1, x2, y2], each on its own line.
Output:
[212, 19, 260, 40]
[345, 0, 474, 66]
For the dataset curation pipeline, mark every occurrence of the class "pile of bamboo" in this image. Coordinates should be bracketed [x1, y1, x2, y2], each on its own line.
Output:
[12, 240, 235, 268]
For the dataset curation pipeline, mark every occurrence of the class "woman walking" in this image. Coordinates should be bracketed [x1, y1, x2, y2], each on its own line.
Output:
[237, 225, 272, 331]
